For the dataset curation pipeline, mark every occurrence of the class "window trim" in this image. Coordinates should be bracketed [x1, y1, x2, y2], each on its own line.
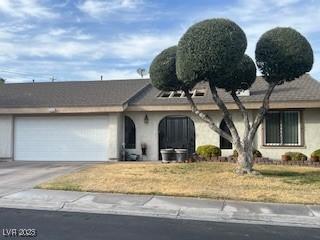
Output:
[263, 110, 303, 147]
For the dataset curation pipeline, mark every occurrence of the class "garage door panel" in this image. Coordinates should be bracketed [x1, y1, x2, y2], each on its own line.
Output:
[14, 116, 109, 161]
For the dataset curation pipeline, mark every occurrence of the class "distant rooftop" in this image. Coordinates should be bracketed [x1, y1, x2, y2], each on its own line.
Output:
[0, 79, 150, 108]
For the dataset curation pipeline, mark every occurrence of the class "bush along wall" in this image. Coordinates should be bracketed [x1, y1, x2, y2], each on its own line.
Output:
[189, 151, 320, 168]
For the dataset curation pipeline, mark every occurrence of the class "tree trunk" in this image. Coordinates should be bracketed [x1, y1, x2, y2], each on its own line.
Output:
[235, 145, 254, 175]
[184, 83, 277, 175]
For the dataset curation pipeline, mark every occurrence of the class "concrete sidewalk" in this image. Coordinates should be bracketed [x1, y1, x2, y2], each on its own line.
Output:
[0, 189, 319, 228]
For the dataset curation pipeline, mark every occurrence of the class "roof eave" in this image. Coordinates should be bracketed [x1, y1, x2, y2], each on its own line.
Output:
[0, 106, 125, 114]
[126, 100, 320, 112]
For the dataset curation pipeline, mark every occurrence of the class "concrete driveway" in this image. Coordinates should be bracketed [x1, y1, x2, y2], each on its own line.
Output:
[0, 161, 93, 197]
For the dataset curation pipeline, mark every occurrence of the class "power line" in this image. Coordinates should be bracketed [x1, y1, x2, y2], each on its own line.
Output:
[0, 69, 50, 77]
[0, 69, 58, 82]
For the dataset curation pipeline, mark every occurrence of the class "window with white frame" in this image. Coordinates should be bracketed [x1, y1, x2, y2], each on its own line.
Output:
[264, 111, 301, 146]
[158, 89, 206, 98]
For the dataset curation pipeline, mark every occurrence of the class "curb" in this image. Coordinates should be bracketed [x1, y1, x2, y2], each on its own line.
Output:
[0, 189, 319, 229]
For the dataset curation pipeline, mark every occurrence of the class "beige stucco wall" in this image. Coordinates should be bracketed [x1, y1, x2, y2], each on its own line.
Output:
[0, 115, 13, 160]
[0, 109, 318, 162]
[107, 112, 123, 160]
[124, 110, 258, 160]
[125, 108, 320, 161]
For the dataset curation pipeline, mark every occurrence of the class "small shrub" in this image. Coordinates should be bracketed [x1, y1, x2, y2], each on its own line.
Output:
[253, 149, 262, 158]
[284, 152, 307, 161]
[233, 149, 262, 158]
[196, 145, 221, 158]
[233, 150, 238, 158]
[311, 149, 320, 158]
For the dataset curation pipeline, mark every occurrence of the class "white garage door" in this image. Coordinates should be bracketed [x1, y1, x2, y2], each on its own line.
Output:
[14, 116, 109, 161]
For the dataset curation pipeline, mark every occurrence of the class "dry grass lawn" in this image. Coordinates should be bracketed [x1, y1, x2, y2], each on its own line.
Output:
[38, 162, 320, 204]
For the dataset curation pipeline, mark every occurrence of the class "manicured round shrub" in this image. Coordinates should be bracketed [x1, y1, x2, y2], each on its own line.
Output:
[255, 27, 313, 83]
[233, 149, 238, 158]
[284, 152, 307, 161]
[196, 145, 221, 158]
[219, 54, 257, 91]
[233, 149, 262, 158]
[176, 18, 247, 88]
[311, 149, 320, 161]
[149, 46, 184, 91]
[253, 149, 262, 158]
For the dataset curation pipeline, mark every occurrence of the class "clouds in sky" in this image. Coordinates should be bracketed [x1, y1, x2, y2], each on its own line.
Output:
[77, 0, 143, 18]
[0, 0, 57, 18]
[0, 0, 318, 82]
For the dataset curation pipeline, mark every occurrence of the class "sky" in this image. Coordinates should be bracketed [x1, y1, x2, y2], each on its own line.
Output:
[0, 0, 319, 83]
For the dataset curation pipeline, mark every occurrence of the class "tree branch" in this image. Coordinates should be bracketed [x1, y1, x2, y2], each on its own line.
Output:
[231, 91, 250, 140]
[208, 82, 242, 149]
[248, 82, 277, 142]
[183, 90, 233, 143]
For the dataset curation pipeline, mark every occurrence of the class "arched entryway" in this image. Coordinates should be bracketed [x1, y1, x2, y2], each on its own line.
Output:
[158, 116, 195, 159]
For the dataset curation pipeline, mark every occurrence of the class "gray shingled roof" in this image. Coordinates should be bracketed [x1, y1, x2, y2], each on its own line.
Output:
[0, 74, 319, 109]
[0, 79, 149, 108]
[129, 74, 320, 106]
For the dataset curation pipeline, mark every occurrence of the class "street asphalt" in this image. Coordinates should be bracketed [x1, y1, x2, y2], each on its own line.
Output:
[0, 208, 319, 240]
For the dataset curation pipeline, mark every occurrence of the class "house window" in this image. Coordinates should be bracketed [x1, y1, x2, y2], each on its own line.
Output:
[220, 119, 232, 149]
[158, 89, 206, 98]
[264, 111, 300, 146]
[193, 89, 206, 97]
[125, 116, 136, 149]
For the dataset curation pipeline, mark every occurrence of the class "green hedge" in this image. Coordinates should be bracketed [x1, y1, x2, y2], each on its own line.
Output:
[233, 149, 262, 158]
[196, 145, 221, 158]
[311, 149, 320, 158]
[284, 152, 307, 161]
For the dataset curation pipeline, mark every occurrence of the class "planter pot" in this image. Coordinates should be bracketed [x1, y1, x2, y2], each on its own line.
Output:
[175, 149, 188, 163]
[128, 154, 139, 161]
[310, 156, 320, 162]
[160, 149, 175, 163]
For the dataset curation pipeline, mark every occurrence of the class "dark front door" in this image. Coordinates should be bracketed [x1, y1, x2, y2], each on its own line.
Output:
[159, 116, 195, 159]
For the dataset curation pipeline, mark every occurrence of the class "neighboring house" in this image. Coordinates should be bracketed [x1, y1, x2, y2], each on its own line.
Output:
[0, 74, 319, 162]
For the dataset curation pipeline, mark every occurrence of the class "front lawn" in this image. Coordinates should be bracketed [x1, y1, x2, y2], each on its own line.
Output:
[37, 162, 320, 204]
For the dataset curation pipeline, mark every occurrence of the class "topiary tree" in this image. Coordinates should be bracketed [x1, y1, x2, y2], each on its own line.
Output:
[150, 18, 313, 174]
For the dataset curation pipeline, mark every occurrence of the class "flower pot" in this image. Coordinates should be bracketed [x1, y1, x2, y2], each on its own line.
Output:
[160, 149, 175, 163]
[175, 149, 188, 163]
